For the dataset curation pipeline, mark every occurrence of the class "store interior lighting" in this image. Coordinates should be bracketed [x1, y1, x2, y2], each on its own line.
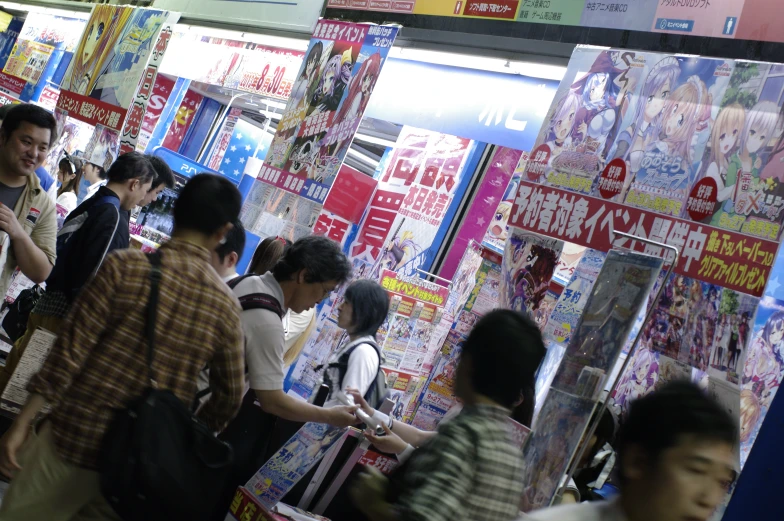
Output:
[174, 23, 310, 52]
[388, 46, 566, 81]
[0, 1, 90, 18]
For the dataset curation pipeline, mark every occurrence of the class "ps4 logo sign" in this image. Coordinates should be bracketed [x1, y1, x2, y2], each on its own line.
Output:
[477, 104, 528, 132]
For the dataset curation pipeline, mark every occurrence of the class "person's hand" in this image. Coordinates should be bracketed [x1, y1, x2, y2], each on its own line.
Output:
[0, 204, 23, 241]
[350, 466, 389, 517]
[365, 422, 409, 455]
[0, 420, 29, 478]
[346, 387, 374, 417]
[326, 405, 360, 427]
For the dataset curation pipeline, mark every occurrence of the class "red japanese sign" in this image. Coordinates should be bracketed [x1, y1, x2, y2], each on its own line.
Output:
[55, 90, 128, 132]
[358, 449, 399, 475]
[141, 74, 175, 135]
[161, 89, 203, 152]
[509, 180, 777, 297]
[226, 487, 282, 521]
[0, 71, 25, 97]
[597, 158, 626, 200]
[464, 0, 519, 19]
[313, 211, 353, 245]
[323, 164, 378, 223]
[37, 85, 60, 112]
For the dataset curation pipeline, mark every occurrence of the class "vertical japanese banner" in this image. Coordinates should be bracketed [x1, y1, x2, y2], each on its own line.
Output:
[375, 269, 449, 421]
[119, 16, 177, 155]
[261, 20, 398, 204]
[56, 5, 171, 170]
[348, 126, 474, 279]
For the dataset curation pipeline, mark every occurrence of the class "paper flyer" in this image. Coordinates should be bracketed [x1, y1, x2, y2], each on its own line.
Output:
[501, 229, 564, 315]
[0, 328, 56, 417]
[542, 248, 606, 346]
[550, 250, 664, 397]
[709, 290, 758, 384]
[244, 422, 346, 509]
[263, 21, 398, 204]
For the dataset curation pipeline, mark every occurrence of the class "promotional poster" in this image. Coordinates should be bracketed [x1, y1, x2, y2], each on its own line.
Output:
[501, 229, 563, 315]
[264, 21, 398, 204]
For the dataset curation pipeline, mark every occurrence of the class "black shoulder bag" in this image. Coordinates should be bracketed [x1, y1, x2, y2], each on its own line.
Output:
[100, 251, 234, 521]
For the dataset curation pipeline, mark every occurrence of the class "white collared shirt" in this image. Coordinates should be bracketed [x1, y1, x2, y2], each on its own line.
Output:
[523, 498, 627, 521]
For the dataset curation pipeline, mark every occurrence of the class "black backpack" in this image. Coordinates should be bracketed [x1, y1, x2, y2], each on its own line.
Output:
[100, 252, 235, 521]
[2, 284, 44, 342]
[323, 338, 389, 409]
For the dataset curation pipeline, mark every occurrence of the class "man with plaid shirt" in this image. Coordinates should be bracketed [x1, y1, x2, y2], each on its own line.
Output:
[352, 310, 546, 521]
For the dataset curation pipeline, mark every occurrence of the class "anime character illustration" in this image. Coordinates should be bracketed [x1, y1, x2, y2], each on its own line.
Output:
[64, 6, 132, 96]
[729, 312, 751, 372]
[712, 101, 779, 228]
[686, 284, 720, 370]
[543, 90, 580, 160]
[334, 52, 381, 128]
[743, 310, 784, 408]
[703, 103, 746, 219]
[612, 346, 659, 417]
[309, 49, 353, 115]
[377, 231, 422, 273]
[486, 201, 512, 243]
[287, 41, 324, 114]
[613, 56, 681, 178]
[711, 314, 732, 370]
[510, 244, 560, 314]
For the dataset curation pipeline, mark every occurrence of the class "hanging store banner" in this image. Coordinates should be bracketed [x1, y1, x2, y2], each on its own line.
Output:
[159, 33, 303, 101]
[0, 71, 25, 99]
[57, 6, 170, 132]
[136, 73, 176, 152]
[119, 19, 177, 155]
[263, 20, 398, 204]
[3, 40, 54, 84]
[327, 0, 784, 43]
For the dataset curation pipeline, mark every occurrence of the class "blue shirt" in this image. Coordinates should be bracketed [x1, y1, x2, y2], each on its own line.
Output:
[35, 166, 54, 192]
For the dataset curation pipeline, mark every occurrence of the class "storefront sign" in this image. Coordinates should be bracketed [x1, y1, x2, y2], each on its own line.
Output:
[366, 59, 557, 152]
[327, 0, 784, 44]
[510, 179, 777, 297]
[37, 85, 60, 112]
[152, 146, 221, 179]
[0, 71, 25, 98]
[58, 6, 170, 130]
[263, 20, 398, 203]
[3, 40, 54, 84]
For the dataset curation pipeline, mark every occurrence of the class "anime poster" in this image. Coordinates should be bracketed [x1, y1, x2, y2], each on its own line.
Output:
[709, 290, 758, 384]
[61, 6, 168, 110]
[534, 288, 560, 333]
[682, 282, 723, 371]
[646, 274, 696, 361]
[136, 73, 175, 152]
[739, 296, 784, 467]
[286, 320, 347, 400]
[161, 89, 203, 152]
[482, 152, 523, 254]
[619, 56, 728, 218]
[364, 128, 474, 279]
[550, 250, 663, 398]
[83, 124, 120, 172]
[690, 61, 784, 241]
[501, 229, 563, 315]
[611, 346, 660, 418]
[551, 243, 587, 286]
[522, 388, 595, 510]
[533, 341, 566, 421]
[383, 370, 423, 423]
[240, 180, 276, 232]
[263, 22, 398, 204]
[542, 248, 606, 346]
[245, 422, 346, 509]
[621, 268, 667, 356]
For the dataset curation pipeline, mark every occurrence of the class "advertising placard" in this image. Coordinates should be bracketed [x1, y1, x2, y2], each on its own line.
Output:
[263, 20, 398, 204]
[3, 40, 53, 84]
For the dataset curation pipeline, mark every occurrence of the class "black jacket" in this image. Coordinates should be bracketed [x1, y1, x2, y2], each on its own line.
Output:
[46, 186, 130, 302]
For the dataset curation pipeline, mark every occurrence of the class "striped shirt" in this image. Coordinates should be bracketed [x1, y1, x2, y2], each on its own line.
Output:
[390, 404, 525, 521]
[28, 239, 245, 470]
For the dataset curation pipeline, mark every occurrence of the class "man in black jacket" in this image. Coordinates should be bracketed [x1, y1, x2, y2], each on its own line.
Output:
[0, 152, 154, 394]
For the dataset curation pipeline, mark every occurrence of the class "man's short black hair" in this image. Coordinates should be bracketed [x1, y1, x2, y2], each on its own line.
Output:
[174, 173, 241, 236]
[461, 309, 545, 409]
[216, 219, 246, 263]
[106, 151, 154, 184]
[344, 280, 390, 338]
[1, 104, 58, 146]
[272, 235, 351, 284]
[618, 381, 737, 481]
[146, 154, 175, 190]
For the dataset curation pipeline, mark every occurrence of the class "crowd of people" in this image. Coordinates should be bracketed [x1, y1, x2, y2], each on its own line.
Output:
[0, 103, 739, 521]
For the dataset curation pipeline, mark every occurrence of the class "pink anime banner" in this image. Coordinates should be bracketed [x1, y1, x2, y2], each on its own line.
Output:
[522, 47, 784, 245]
[263, 21, 398, 204]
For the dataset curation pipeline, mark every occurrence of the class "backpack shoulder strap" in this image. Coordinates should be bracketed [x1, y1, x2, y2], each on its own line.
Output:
[227, 274, 257, 290]
[238, 293, 284, 318]
[93, 195, 121, 209]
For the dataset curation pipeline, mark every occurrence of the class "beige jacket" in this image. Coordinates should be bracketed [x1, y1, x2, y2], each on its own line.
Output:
[0, 171, 57, 296]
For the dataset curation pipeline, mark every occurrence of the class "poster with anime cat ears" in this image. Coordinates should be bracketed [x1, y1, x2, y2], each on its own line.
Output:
[523, 47, 784, 243]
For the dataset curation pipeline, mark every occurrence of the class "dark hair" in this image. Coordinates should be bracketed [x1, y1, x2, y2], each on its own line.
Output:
[57, 155, 83, 197]
[272, 235, 351, 284]
[106, 151, 155, 184]
[173, 173, 242, 235]
[1, 104, 58, 146]
[343, 280, 390, 338]
[461, 309, 545, 410]
[215, 219, 246, 263]
[618, 381, 737, 481]
[146, 155, 175, 190]
[250, 236, 291, 275]
[0, 104, 13, 120]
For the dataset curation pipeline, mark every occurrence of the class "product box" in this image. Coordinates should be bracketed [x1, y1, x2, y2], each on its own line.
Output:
[225, 487, 285, 521]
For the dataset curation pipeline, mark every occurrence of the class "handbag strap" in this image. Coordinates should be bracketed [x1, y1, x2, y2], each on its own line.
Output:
[145, 251, 163, 387]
